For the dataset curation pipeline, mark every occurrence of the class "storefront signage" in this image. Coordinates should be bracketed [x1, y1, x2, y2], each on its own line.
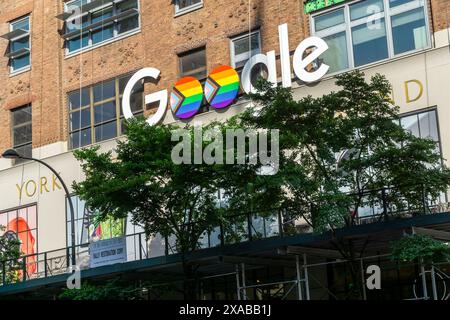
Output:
[89, 236, 127, 268]
[122, 23, 330, 125]
[304, 0, 348, 14]
[16, 174, 62, 199]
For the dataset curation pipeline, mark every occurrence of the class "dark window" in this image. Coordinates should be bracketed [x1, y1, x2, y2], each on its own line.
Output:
[175, 0, 203, 14]
[179, 47, 207, 79]
[12, 104, 32, 164]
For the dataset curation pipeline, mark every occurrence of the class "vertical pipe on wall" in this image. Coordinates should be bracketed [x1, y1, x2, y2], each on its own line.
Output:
[296, 255, 303, 300]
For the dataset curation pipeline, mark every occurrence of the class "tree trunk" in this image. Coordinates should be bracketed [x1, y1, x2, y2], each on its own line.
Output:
[182, 259, 197, 300]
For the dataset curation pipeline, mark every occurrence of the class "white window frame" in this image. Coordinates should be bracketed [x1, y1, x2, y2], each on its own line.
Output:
[230, 30, 262, 69]
[64, 0, 141, 57]
[311, 0, 431, 75]
[9, 15, 31, 75]
[174, 0, 204, 17]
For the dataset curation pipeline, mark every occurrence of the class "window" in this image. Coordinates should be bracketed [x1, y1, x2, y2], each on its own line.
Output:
[179, 47, 207, 79]
[8, 16, 31, 74]
[398, 109, 440, 146]
[68, 74, 144, 149]
[178, 48, 208, 113]
[312, 0, 429, 73]
[12, 104, 32, 164]
[64, 0, 140, 54]
[0, 205, 37, 276]
[66, 196, 125, 248]
[175, 0, 203, 15]
[230, 31, 261, 69]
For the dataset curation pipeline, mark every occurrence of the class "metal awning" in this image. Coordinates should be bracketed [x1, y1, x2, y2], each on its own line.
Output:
[55, 0, 130, 20]
[61, 8, 138, 39]
[0, 29, 28, 40]
[5, 48, 30, 58]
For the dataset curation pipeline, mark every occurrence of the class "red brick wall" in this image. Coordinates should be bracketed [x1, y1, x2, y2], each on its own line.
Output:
[1, 0, 448, 153]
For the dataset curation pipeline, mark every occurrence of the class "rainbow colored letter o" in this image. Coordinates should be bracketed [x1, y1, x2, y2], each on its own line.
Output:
[204, 66, 240, 109]
[170, 77, 204, 119]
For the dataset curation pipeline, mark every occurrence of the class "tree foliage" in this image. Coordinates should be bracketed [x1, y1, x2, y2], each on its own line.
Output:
[0, 226, 22, 284]
[242, 71, 450, 234]
[58, 279, 142, 300]
[391, 234, 450, 263]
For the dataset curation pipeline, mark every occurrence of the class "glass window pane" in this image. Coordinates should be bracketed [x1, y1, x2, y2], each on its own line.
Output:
[352, 19, 388, 66]
[390, 0, 414, 7]
[119, 75, 131, 94]
[391, 8, 427, 55]
[11, 36, 29, 52]
[11, 53, 30, 71]
[67, 33, 89, 52]
[400, 114, 419, 137]
[350, 0, 384, 21]
[179, 48, 207, 78]
[117, 0, 138, 13]
[66, 15, 90, 33]
[234, 33, 260, 56]
[66, 0, 89, 11]
[69, 88, 90, 110]
[94, 101, 116, 124]
[12, 18, 29, 31]
[178, 0, 202, 10]
[117, 16, 139, 34]
[314, 9, 345, 31]
[70, 108, 91, 131]
[13, 105, 31, 125]
[92, 24, 114, 44]
[92, 7, 113, 24]
[93, 80, 115, 102]
[70, 128, 92, 149]
[418, 111, 438, 141]
[95, 121, 117, 142]
[321, 32, 349, 73]
[13, 124, 32, 146]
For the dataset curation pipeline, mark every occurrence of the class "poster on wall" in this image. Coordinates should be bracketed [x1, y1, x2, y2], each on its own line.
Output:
[89, 237, 127, 268]
[0, 205, 37, 276]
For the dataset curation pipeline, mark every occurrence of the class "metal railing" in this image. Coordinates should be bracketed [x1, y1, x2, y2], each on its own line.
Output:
[0, 188, 449, 288]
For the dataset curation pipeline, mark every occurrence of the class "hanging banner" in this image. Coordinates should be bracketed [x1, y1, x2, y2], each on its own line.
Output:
[89, 236, 127, 268]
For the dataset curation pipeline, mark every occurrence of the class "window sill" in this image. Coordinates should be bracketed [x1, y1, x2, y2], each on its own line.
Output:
[9, 66, 31, 77]
[174, 3, 204, 18]
[65, 28, 141, 59]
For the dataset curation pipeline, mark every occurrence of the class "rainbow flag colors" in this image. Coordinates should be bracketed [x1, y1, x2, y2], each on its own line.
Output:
[204, 66, 240, 109]
[170, 77, 204, 119]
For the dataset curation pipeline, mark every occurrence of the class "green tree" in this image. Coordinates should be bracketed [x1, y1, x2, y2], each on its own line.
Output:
[391, 234, 450, 264]
[59, 278, 143, 300]
[240, 71, 450, 299]
[72, 119, 263, 299]
[0, 226, 22, 285]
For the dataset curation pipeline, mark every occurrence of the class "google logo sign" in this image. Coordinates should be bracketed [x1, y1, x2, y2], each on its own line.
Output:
[122, 24, 329, 125]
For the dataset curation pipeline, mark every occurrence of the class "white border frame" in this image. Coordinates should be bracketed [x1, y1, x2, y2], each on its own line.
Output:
[229, 30, 262, 68]
[9, 15, 31, 76]
[174, 0, 204, 17]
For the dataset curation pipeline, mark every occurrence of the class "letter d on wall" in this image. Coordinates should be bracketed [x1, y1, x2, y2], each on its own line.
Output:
[404, 79, 424, 103]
